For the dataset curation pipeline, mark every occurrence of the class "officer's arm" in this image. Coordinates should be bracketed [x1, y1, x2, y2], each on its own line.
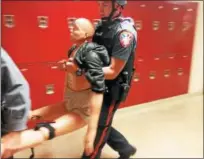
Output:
[102, 58, 126, 79]
[1, 49, 31, 133]
[102, 30, 135, 79]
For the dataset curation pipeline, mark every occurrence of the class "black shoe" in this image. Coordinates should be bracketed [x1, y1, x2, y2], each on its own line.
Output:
[118, 145, 137, 159]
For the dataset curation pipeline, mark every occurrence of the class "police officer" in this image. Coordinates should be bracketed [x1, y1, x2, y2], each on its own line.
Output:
[82, 0, 137, 159]
[1, 48, 31, 159]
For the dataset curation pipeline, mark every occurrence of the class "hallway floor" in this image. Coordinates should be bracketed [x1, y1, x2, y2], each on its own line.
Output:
[15, 93, 203, 158]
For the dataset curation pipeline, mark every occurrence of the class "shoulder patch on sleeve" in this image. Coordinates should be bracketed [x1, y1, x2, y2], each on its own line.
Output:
[119, 30, 134, 48]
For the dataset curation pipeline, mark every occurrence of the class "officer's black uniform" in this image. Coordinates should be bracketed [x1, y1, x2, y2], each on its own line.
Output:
[81, 1, 138, 159]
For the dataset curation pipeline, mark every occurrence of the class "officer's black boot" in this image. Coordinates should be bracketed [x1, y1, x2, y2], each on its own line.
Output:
[118, 145, 137, 159]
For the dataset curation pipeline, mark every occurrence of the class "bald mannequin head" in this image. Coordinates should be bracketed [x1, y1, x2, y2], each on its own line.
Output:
[70, 18, 95, 43]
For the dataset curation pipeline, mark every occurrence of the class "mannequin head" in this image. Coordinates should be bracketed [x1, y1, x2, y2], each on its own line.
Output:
[69, 18, 95, 43]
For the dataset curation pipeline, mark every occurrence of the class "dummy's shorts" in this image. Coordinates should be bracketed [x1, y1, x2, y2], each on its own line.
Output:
[64, 88, 92, 122]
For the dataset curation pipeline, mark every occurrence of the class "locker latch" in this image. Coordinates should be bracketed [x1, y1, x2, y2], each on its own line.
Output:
[152, 21, 160, 31]
[45, 84, 55, 95]
[134, 73, 140, 82]
[158, 5, 164, 9]
[168, 53, 176, 59]
[38, 16, 48, 29]
[177, 68, 184, 76]
[20, 68, 28, 72]
[182, 22, 191, 32]
[164, 69, 170, 78]
[140, 4, 146, 7]
[182, 55, 188, 58]
[168, 22, 175, 31]
[187, 8, 193, 12]
[3, 15, 15, 28]
[154, 55, 160, 61]
[149, 71, 156, 80]
[173, 7, 179, 11]
[135, 21, 142, 31]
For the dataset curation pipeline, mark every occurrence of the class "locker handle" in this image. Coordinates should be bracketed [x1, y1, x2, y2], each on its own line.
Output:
[187, 8, 193, 12]
[149, 71, 156, 80]
[51, 66, 58, 69]
[137, 58, 144, 62]
[135, 21, 142, 30]
[152, 21, 160, 31]
[173, 7, 179, 11]
[182, 55, 188, 58]
[158, 5, 164, 9]
[45, 84, 55, 95]
[20, 68, 28, 72]
[168, 56, 175, 59]
[177, 68, 184, 76]
[140, 4, 146, 7]
[37, 16, 48, 29]
[164, 69, 170, 78]
[168, 22, 175, 31]
[154, 56, 160, 60]
[3, 15, 15, 28]
[133, 73, 140, 82]
[182, 22, 191, 32]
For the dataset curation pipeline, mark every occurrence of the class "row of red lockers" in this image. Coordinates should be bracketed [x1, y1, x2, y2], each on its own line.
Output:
[1, 1, 198, 109]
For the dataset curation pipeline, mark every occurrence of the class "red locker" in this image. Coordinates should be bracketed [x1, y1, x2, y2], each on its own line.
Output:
[2, 1, 199, 110]
[17, 63, 48, 110]
[122, 59, 149, 108]
[42, 63, 66, 106]
[1, 1, 99, 63]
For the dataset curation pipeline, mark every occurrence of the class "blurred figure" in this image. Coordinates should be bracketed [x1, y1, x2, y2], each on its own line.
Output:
[1, 48, 31, 158]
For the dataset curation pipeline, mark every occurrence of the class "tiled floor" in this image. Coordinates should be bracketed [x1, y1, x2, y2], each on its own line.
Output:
[15, 93, 203, 158]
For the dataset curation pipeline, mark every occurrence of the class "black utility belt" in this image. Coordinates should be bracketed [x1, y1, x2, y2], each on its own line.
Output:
[109, 82, 130, 102]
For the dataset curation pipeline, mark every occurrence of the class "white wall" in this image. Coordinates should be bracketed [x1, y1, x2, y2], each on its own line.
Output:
[188, 1, 203, 94]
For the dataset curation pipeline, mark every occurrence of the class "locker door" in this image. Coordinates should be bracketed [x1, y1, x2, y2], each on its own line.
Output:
[17, 63, 48, 110]
[42, 62, 66, 106]
[170, 2, 198, 96]
[1, 1, 100, 63]
[122, 59, 149, 108]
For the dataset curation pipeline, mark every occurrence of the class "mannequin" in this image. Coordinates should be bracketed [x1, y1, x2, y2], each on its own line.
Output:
[1, 18, 110, 159]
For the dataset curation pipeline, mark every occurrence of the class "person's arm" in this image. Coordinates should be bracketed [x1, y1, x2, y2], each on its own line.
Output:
[102, 30, 135, 80]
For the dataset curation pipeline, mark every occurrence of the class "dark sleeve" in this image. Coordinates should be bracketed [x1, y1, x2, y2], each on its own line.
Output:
[1, 48, 31, 132]
[83, 51, 106, 93]
[111, 30, 135, 61]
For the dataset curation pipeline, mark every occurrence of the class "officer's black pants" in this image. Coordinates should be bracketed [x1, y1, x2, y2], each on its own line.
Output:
[81, 94, 131, 159]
